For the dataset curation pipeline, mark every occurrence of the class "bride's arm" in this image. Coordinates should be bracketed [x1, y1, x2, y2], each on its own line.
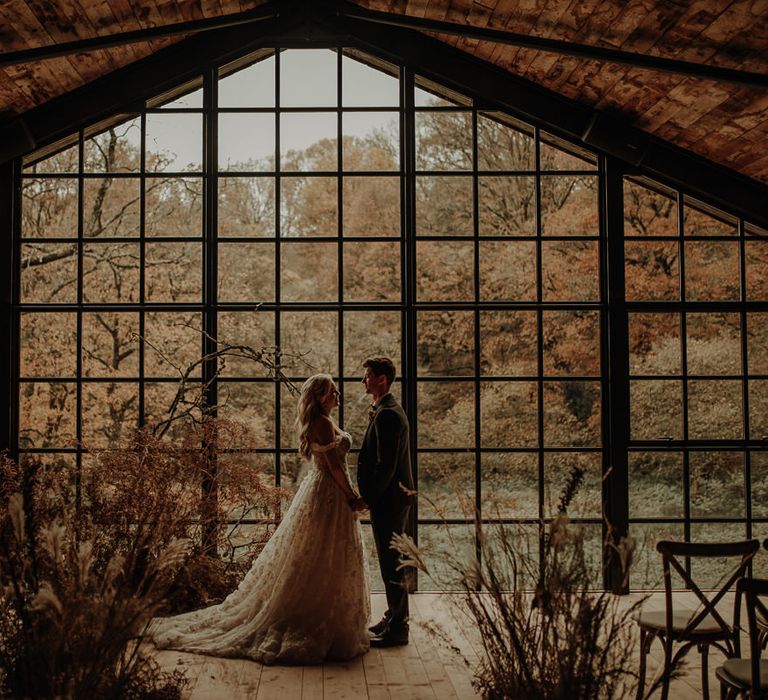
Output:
[313, 420, 359, 507]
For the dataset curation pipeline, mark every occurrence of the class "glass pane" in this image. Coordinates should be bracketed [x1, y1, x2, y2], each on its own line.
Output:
[479, 240, 536, 301]
[630, 380, 683, 440]
[629, 523, 684, 589]
[82, 312, 139, 377]
[689, 522, 747, 589]
[415, 176, 473, 235]
[83, 178, 140, 238]
[343, 311, 401, 377]
[280, 49, 337, 107]
[81, 382, 139, 448]
[280, 311, 338, 375]
[748, 313, 768, 375]
[20, 244, 78, 303]
[280, 453, 307, 498]
[481, 452, 538, 519]
[417, 311, 474, 377]
[18, 382, 76, 449]
[480, 381, 538, 448]
[84, 117, 141, 172]
[281, 242, 338, 302]
[280, 176, 337, 236]
[143, 382, 194, 441]
[541, 241, 599, 301]
[686, 312, 741, 376]
[342, 176, 399, 236]
[280, 384, 302, 448]
[477, 113, 534, 171]
[144, 311, 202, 378]
[414, 76, 470, 107]
[629, 313, 681, 376]
[418, 524, 475, 590]
[690, 452, 744, 518]
[82, 243, 140, 303]
[623, 178, 677, 237]
[540, 176, 599, 236]
[625, 240, 680, 300]
[419, 452, 475, 519]
[544, 452, 601, 518]
[21, 178, 78, 238]
[751, 452, 768, 518]
[416, 241, 474, 301]
[342, 380, 402, 444]
[217, 242, 275, 302]
[218, 177, 275, 237]
[539, 134, 596, 170]
[542, 310, 600, 376]
[145, 177, 203, 237]
[629, 452, 683, 519]
[750, 380, 768, 440]
[543, 381, 601, 447]
[746, 241, 768, 300]
[218, 113, 275, 171]
[342, 53, 399, 107]
[20, 312, 77, 378]
[478, 176, 536, 236]
[343, 242, 400, 302]
[415, 112, 472, 170]
[217, 382, 275, 447]
[417, 381, 474, 449]
[217, 310, 275, 378]
[218, 54, 275, 108]
[684, 199, 737, 236]
[480, 311, 537, 376]
[280, 113, 337, 171]
[684, 241, 739, 301]
[145, 242, 202, 303]
[687, 380, 743, 440]
[360, 524, 384, 592]
[24, 143, 78, 174]
[155, 83, 202, 109]
[342, 112, 399, 171]
[145, 113, 202, 172]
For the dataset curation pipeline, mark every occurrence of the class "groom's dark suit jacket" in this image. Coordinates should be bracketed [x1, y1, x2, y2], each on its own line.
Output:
[357, 393, 414, 512]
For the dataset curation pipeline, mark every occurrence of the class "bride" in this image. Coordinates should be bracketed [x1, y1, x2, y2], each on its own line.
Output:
[149, 374, 371, 665]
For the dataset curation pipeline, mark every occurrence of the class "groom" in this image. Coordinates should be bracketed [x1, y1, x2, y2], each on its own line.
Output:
[357, 356, 415, 648]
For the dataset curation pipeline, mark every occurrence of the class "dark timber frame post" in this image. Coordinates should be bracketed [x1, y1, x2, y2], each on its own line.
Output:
[0, 160, 16, 457]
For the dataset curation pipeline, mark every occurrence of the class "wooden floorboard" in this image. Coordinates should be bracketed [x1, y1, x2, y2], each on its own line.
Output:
[152, 591, 742, 699]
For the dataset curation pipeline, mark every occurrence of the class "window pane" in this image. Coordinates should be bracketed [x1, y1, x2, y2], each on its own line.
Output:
[629, 452, 683, 518]
[750, 381, 768, 440]
[19, 382, 76, 448]
[341, 380, 401, 444]
[479, 241, 536, 301]
[417, 381, 474, 448]
[83, 243, 140, 303]
[281, 242, 338, 302]
[541, 241, 599, 301]
[24, 143, 78, 175]
[217, 382, 276, 447]
[690, 452, 744, 518]
[280, 49, 337, 107]
[22, 178, 78, 238]
[20, 312, 76, 377]
[218, 113, 275, 171]
[342, 176, 399, 236]
[342, 112, 399, 171]
[342, 54, 399, 107]
[416, 241, 474, 301]
[218, 177, 275, 237]
[217, 242, 275, 302]
[144, 311, 202, 378]
[478, 176, 535, 236]
[481, 452, 538, 519]
[83, 178, 140, 238]
[281, 176, 337, 236]
[480, 381, 538, 448]
[20, 244, 78, 303]
[543, 381, 600, 447]
[280, 113, 337, 171]
[630, 380, 683, 440]
[684, 241, 739, 301]
[417, 524, 475, 589]
[748, 313, 768, 375]
[415, 76, 470, 107]
[746, 241, 768, 300]
[343, 242, 400, 302]
[343, 311, 401, 377]
[417, 311, 474, 377]
[419, 452, 475, 519]
[145, 242, 202, 303]
[629, 313, 681, 376]
[687, 380, 743, 440]
[477, 113, 534, 171]
[280, 311, 338, 375]
[540, 176, 599, 236]
[625, 240, 680, 300]
[623, 178, 677, 237]
[82, 312, 139, 377]
[415, 176, 472, 235]
[544, 452, 601, 518]
[216, 310, 275, 378]
[684, 199, 737, 236]
[82, 382, 139, 448]
[480, 311, 537, 376]
[415, 112, 472, 170]
[752, 452, 768, 518]
[690, 523, 747, 589]
[539, 134, 596, 170]
[629, 523, 684, 589]
[686, 312, 741, 376]
[145, 177, 203, 237]
[144, 382, 194, 442]
[543, 311, 600, 376]
[145, 113, 202, 172]
[218, 54, 275, 108]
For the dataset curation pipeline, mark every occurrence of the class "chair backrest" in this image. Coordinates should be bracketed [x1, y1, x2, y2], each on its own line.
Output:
[656, 539, 760, 639]
[735, 577, 768, 692]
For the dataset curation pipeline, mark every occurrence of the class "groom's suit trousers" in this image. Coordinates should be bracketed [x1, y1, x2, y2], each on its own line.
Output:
[371, 502, 411, 631]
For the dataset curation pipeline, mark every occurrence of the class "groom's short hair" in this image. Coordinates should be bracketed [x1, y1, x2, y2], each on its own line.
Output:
[363, 356, 396, 386]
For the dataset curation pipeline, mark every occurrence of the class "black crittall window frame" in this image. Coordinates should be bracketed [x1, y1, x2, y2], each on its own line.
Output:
[6, 37, 768, 593]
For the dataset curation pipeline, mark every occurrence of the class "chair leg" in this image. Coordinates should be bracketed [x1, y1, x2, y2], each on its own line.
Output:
[636, 629, 648, 700]
[659, 637, 673, 700]
[700, 643, 710, 700]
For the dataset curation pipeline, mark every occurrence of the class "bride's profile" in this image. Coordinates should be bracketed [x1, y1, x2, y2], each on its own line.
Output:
[149, 374, 370, 665]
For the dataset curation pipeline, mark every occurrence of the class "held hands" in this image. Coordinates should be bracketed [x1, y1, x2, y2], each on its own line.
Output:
[348, 495, 369, 512]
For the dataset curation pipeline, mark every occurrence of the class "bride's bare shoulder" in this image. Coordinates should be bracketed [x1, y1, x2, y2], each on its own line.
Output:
[309, 416, 335, 446]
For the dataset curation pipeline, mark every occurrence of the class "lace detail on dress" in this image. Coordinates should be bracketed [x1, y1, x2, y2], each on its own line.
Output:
[149, 428, 370, 665]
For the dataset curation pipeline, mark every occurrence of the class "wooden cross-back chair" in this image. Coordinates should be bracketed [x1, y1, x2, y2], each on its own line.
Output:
[635, 539, 760, 700]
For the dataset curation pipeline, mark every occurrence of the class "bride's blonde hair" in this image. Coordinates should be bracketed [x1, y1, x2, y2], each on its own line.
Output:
[296, 373, 336, 460]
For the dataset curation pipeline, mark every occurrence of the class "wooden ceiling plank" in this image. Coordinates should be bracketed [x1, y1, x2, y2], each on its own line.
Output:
[77, 0, 144, 62]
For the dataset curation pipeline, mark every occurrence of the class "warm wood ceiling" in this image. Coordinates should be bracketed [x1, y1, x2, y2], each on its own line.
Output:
[1, 0, 767, 184]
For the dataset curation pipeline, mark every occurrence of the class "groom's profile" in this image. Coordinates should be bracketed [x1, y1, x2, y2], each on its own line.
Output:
[357, 356, 415, 648]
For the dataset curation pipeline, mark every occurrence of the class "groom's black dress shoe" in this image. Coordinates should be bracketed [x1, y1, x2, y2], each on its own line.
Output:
[369, 631, 409, 648]
[368, 617, 389, 636]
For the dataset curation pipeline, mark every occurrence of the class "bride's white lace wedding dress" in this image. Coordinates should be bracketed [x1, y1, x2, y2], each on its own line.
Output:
[149, 431, 370, 665]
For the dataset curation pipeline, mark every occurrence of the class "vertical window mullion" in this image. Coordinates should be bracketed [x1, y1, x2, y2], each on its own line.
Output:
[274, 51, 282, 489]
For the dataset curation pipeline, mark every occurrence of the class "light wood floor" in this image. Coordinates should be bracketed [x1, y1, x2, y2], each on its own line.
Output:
[152, 592, 741, 699]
